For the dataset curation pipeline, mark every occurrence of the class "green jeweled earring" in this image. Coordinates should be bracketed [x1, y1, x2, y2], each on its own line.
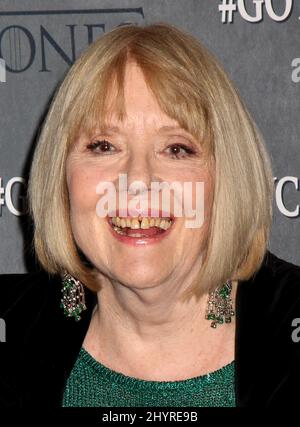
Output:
[206, 280, 235, 328]
[60, 273, 87, 321]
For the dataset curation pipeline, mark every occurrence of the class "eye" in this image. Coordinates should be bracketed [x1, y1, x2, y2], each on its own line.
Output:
[165, 144, 197, 159]
[86, 139, 116, 154]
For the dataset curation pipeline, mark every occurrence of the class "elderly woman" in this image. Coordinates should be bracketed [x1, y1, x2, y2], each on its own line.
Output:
[0, 23, 299, 408]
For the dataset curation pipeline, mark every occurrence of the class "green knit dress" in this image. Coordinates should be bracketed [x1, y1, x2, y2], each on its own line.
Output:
[63, 348, 235, 407]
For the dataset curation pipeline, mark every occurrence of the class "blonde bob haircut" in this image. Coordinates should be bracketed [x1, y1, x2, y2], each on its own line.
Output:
[28, 22, 274, 300]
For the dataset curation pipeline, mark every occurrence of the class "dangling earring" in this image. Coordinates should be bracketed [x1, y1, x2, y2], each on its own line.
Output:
[60, 273, 87, 321]
[205, 280, 235, 328]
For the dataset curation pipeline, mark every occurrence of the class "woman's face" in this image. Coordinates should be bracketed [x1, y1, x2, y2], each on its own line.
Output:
[66, 62, 215, 291]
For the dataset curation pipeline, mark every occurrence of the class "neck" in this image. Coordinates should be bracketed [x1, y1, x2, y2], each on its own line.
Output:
[99, 280, 207, 338]
[83, 276, 238, 379]
[84, 273, 237, 358]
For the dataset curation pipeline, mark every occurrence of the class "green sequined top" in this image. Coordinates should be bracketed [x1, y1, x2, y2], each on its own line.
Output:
[62, 348, 235, 407]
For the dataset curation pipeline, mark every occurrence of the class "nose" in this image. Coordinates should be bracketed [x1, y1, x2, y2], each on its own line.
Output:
[120, 149, 165, 216]
[126, 150, 154, 191]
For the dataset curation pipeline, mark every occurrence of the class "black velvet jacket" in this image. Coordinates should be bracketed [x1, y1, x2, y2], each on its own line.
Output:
[0, 251, 300, 407]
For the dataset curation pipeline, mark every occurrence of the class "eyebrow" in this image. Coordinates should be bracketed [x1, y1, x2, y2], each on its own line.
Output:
[99, 125, 188, 133]
[157, 125, 185, 133]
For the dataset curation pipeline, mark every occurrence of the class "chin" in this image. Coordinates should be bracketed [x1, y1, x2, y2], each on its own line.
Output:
[115, 267, 169, 290]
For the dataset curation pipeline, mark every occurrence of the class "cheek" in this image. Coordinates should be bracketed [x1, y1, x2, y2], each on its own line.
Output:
[189, 170, 214, 219]
[67, 163, 106, 213]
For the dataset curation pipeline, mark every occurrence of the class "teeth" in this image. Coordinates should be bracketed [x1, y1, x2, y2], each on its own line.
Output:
[110, 216, 173, 231]
[159, 219, 166, 230]
[130, 218, 140, 229]
[160, 219, 171, 230]
[140, 218, 149, 229]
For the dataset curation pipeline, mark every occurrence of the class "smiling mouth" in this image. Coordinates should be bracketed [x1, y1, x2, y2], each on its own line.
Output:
[107, 215, 175, 238]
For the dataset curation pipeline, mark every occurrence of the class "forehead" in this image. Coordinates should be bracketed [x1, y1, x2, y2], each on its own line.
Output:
[71, 58, 211, 150]
[99, 114, 183, 135]
[104, 63, 174, 125]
